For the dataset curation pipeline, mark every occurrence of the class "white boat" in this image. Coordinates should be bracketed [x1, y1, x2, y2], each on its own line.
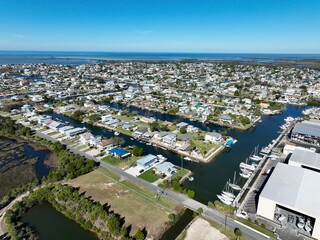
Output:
[188, 177, 194, 181]
[250, 155, 262, 161]
[260, 146, 270, 154]
[184, 157, 192, 161]
[297, 216, 305, 229]
[222, 181, 236, 199]
[240, 161, 256, 171]
[284, 116, 294, 123]
[222, 192, 235, 200]
[305, 219, 313, 232]
[240, 171, 252, 179]
[217, 194, 233, 205]
[114, 131, 120, 136]
[157, 155, 167, 161]
[228, 172, 241, 191]
[278, 214, 286, 222]
[249, 146, 262, 161]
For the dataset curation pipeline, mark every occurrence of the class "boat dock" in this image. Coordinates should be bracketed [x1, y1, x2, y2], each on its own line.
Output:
[232, 121, 294, 210]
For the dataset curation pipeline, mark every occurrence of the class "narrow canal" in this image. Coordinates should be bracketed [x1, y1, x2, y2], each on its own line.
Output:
[48, 104, 305, 204]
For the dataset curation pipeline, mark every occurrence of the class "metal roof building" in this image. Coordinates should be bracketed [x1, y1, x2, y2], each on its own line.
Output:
[289, 149, 320, 172]
[292, 121, 320, 138]
[257, 163, 320, 239]
[137, 154, 158, 169]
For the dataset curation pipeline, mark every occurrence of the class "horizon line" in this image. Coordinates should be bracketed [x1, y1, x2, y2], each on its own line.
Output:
[1, 50, 320, 55]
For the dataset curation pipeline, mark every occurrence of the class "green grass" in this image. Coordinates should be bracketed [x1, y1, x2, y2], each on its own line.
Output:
[115, 127, 133, 136]
[96, 166, 121, 181]
[214, 200, 236, 214]
[121, 179, 178, 210]
[102, 155, 122, 166]
[236, 218, 275, 238]
[192, 140, 219, 156]
[172, 168, 189, 180]
[138, 168, 161, 183]
[102, 155, 139, 170]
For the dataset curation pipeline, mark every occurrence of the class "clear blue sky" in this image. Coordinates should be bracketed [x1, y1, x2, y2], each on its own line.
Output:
[0, 0, 319, 53]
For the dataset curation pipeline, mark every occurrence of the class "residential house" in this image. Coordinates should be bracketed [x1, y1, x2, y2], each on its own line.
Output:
[98, 139, 113, 151]
[205, 132, 223, 143]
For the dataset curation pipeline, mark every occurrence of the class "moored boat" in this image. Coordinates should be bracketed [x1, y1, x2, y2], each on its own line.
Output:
[217, 194, 233, 205]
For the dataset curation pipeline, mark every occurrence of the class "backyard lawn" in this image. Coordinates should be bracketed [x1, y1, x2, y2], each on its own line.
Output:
[102, 155, 140, 170]
[138, 168, 161, 183]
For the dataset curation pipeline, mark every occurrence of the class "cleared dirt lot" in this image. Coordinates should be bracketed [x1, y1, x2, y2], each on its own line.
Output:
[183, 217, 228, 240]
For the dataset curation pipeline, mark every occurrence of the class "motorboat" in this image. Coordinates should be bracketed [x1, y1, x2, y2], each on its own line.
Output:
[284, 116, 295, 123]
[305, 218, 313, 232]
[278, 214, 286, 222]
[188, 177, 194, 181]
[297, 216, 305, 229]
[114, 131, 120, 136]
[250, 155, 262, 161]
[240, 162, 256, 171]
[240, 171, 252, 179]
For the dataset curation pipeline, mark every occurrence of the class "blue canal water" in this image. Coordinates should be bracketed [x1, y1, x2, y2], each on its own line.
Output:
[48, 104, 305, 204]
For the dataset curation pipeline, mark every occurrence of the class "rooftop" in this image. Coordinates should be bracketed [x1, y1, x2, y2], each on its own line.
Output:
[137, 154, 157, 165]
[289, 149, 320, 171]
[260, 163, 320, 218]
[292, 120, 320, 138]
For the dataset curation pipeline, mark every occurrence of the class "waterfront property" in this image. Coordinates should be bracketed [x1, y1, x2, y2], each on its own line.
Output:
[108, 147, 131, 158]
[291, 120, 320, 147]
[257, 163, 320, 239]
[137, 154, 158, 169]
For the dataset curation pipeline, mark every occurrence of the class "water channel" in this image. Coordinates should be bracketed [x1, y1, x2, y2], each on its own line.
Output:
[48, 104, 305, 204]
[42, 105, 305, 239]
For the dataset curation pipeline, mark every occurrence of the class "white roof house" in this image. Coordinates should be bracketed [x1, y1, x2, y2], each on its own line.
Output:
[59, 126, 74, 134]
[137, 154, 158, 169]
[205, 132, 222, 143]
[48, 121, 65, 130]
[155, 162, 176, 176]
[257, 163, 320, 239]
[37, 115, 52, 124]
[65, 127, 85, 138]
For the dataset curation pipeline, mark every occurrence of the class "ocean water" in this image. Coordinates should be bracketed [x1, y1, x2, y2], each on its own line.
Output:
[0, 51, 320, 65]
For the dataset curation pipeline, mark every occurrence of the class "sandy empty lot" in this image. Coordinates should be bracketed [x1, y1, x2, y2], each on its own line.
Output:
[66, 168, 180, 239]
[184, 217, 228, 240]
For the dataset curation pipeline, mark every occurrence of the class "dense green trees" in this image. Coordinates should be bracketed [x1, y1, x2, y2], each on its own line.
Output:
[179, 126, 187, 134]
[132, 146, 144, 156]
[0, 116, 33, 138]
[43, 142, 98, 182]
[71, 110, 86, 121]
[161, 178, 195, 198]
[112, 137, 125, 146]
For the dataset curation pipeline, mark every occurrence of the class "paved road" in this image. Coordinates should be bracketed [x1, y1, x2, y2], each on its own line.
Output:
[35, 132, 270, 240]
